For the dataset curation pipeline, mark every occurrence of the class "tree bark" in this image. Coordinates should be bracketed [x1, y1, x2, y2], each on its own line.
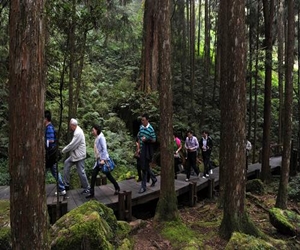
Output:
[261, 0, 274, 183]
[155, 0, 178, 221]
[218, 0, 260, 239]
[275, 0, 294, 209]
[9, 0, 49, 249]
[140, 0, 159, 93]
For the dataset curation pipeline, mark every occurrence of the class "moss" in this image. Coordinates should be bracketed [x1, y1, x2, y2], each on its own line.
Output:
[117, 238, 133, 250]
[116, 221, 132, 239]
[50, 200, 121, 250]
[246, 179, 265, 195]
[269, 207, 300, 236]
[0, 200, 11, 250]
[225, 232, 278, 250]
[160, 220, 203, 249]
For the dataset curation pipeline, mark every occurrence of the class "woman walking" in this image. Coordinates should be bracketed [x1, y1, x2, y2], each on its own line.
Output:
[86, 124, 120, 198]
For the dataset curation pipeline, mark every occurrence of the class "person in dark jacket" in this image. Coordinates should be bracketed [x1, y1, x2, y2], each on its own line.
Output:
[199, 130, 213, 178]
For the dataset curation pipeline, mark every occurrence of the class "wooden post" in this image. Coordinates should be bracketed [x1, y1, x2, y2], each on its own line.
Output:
[254, 169, 260, 179]
[118, 191, 132, 221]
[96, 175, 101, 186]
[208, 178, 215, 198]
[101, 176, 107, 185]
[118, 192, 126, 221]
[125, 191, 132, 221]
[188, 182, 197, 206]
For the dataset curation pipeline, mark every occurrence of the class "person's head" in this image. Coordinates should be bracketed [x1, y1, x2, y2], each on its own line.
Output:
[202, 130, 208, 137]
[141, 113, 149, 127]
[44, 110, 51, 125]
[69, 118, 78, 131]
[92, 124, 102, 136]
[187, 130, 193, 138]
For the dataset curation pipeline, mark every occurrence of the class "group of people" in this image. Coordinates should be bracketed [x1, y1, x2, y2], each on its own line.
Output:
[45, 110, 217, 198]
[44, 110, 119, 198]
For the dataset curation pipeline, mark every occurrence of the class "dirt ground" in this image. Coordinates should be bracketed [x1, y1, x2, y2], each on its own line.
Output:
[131, 180, 300, 249]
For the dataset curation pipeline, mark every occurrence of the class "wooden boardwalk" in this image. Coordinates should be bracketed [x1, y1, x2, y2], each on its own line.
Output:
[0, 156, 282, 220]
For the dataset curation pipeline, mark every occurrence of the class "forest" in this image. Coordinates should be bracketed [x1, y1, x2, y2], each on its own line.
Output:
[1, 0, 300, 249]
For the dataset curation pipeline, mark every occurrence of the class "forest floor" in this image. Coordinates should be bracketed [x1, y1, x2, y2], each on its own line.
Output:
[131, 177, 300, 249]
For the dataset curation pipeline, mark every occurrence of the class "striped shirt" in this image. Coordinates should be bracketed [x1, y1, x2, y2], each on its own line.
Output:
[45, 123, 56, 148]
[138, 123, 156, 149]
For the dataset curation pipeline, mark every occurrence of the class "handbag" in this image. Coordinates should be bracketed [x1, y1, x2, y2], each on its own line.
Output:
[101, 158, 115, 173]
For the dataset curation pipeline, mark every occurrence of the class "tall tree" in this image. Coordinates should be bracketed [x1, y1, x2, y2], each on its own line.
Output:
[275, 0, 295, 209]
[9, 0, 49, 249]
[140, 0, 159, 93]
[277, 0, 284, 144]
[155, 0, 178, 221]
[218, 0, 260, 239]
[261, 0, 274, 183]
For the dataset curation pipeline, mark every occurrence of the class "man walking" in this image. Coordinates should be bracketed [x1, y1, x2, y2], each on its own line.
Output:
[62, 118, 90, 193]
[138, 113, 157, 193]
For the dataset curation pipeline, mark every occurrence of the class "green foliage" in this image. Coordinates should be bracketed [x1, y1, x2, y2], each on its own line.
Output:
[161, 220, 203, 249]
[0, 159, 9, 186]
[288, 175, 300, 201]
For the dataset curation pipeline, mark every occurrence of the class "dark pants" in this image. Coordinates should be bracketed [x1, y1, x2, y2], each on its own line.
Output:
[136, 157, 142, 181]
[90, 164, 119, 195]
[174, 157, 180, 178]
[202, 150, 211, 175]
[186, 151, 199, 179]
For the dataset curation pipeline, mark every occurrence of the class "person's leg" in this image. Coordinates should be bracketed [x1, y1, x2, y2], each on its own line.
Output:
[174, 157, 179, 179]
[87, 165, 99, 197]
[137, 158, 142, 181]
[186, 154, 191, 180]
[63, 156, 73, 188]
[149, 168, 157, 186]
[140, 169, 147, 192]
[75, 159, 90, 190]
[190, 151, 200, 176]
[105, 172, 120, 193]
[50, 163, 65, 192]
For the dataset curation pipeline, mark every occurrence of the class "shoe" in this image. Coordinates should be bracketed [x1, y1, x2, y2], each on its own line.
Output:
[86, 193, 94, 199]
[206, 174, 209, 177]
[55, 190, 66, 196]
[202, 176, 206, 179]
[185, 178, 189, 182]
[209, 169, 213, 174]
[138, 188, 146, 193]
[114, 189, 120, 195]
[150, 179, 157, 187]
[81, 189, 90, 194]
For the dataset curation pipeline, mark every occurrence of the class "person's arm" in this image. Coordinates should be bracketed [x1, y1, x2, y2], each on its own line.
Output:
[62, 132, 80, 153]
[175, 138, 182, 154]
[97, 135, 109, 163]
[190, 137, 199, 151]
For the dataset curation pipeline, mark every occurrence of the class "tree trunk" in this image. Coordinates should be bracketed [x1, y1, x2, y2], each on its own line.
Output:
[155, 0, 178, 221]
[261, 0, 274, 183]
[275, 0, 294, 209]
[252, 0, 260, 164]
[277, 0, 284, 144]
[140, 0, 159, 93]
[9, 0, 49, 249]
[189, 0, 195, 118]
[218, 0, 260, 239]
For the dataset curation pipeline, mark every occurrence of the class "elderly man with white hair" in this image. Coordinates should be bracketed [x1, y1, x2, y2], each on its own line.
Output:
[62, 118, 90, 193]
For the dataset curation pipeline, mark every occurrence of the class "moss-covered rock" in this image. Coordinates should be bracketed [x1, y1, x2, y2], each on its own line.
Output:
[0, 200, 11, 250]
[49, 200, 133, 250]
[246, 179, 265, 195]
[269, 207, 300, 237]
[225, 232, 277, 249]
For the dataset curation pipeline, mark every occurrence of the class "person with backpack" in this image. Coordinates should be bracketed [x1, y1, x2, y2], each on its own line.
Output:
[44, 110, 66, 195]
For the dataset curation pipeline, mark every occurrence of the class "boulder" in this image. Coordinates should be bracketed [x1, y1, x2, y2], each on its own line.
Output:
[269, 207, 300, 237]
[226, 232, 277, 249]
[246, 179, 265, 195]
[50, 200, 132, 250]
